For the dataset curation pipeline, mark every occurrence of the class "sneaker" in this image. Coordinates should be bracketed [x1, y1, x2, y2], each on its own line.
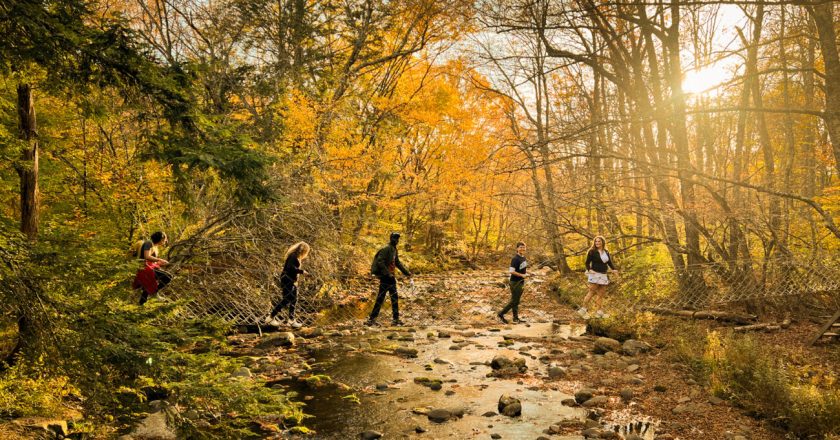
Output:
[267, 317, 284, 327]
[513, 317, 527, 324]
[594, 310, 606, 318]
[497, 313, 509, 324]
[576, 307, 588, 317]
[391, 319, 406, 326]
[288, 319, 303, 329]
[364, 319, 380, 327]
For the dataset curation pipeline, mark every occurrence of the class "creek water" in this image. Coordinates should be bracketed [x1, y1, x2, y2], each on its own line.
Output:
[280, 322, 654, 439]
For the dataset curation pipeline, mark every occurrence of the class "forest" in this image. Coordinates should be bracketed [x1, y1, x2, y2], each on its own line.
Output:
[1, 0, 839, 439]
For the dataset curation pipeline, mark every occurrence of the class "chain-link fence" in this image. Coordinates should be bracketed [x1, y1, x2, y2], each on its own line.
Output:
[152, 249, 840, 328]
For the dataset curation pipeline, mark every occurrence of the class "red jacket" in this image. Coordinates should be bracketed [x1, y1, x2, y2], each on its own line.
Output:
[133, 262, 160, 294]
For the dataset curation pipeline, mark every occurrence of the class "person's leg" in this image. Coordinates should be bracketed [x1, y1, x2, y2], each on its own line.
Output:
[271, 283, 294, 318]
[499, 281, 516, 317]
[582, 282, 597, 307]
[510, 281, 524, 321]
[288, 285, 298, 320]
[368, 277, 389, 322]
[595, 285, 607, 311]
[154, 269, 172, 291]
[139, 289, 149, 305]
[388, 280, 400, 322]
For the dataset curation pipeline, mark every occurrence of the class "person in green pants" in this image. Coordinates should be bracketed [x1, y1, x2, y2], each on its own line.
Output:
[498, 242, 529, 324]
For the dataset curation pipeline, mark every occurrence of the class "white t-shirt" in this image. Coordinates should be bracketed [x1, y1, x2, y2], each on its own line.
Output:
[599, 250, 609, 263]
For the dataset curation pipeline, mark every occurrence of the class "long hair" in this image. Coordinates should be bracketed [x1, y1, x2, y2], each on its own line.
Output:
[285, 241, 311, 261]
[588, 236, 607, 253]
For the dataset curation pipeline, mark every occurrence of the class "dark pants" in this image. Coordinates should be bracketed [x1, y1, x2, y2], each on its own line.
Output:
[499, 279, 524, 319]
[270, 283, 298, 320]
[139, 269, 173, 305]
[368, 276, 398, 322]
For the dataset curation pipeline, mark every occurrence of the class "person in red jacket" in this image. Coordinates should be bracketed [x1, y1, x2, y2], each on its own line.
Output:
[132, 231, 172, 305]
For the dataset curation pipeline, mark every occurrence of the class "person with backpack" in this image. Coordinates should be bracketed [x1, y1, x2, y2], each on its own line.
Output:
[366, 232, 412, 326]
[265, 242, 310, 329]
[131, 231, 173, 305]
[497, 242, 529, 324]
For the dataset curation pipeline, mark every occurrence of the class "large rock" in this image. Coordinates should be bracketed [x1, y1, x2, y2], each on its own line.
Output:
[125, 412, 176, 440]
[581, 396, 609, 407]
[593, 337, 621, 354]
[548, 366, 567, 379]
[490, 355, 527, 376]
[256, 332, 295, 349]
[574, 388, 596, 404]
[621, 339, 652, 356]
[498, 394, 522, 417]
[427, 409, 452, 423]
[395, 347, 418, 358]
[232, 367, 252, 378]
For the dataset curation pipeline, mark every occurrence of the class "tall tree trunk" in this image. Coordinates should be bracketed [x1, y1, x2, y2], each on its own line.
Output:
[809, 2, 840, 176]
[16, 84, 39, 240]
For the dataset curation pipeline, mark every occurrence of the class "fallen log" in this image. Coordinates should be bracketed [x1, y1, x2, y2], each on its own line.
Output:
[647, 307, 757, 325]
[733, 323, 782, 333]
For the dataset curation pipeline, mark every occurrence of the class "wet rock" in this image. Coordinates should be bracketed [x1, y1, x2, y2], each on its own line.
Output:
[548, 366, 567, 379]
[490, 434, 501, 439]
[256, 332, 295, 349]
[395, 347, 418, 358]
[433, 358, 451, 364]
[414, 377, 443, 390]
[427, 409, 451, 423]
[429, 382, 442, 391]
[490, 355, 527, 376]
[581, 396, 609, 407]
[561, 398, 577, 407]
[482, 411, 498, 417]
[593, 337, 621, 354]
[415, 426, 427, 433]
[574, 388, 596, 404]
[582, 427, 602, 438]
[438, 331, 451, 338]
[498, 394, 522, 417]
[375, 383, 389, 391]
[360, 430, 382, 439]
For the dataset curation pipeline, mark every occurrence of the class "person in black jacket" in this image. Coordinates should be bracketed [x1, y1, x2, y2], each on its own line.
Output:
[266, 242, 310, 328]
[366, 232, 412, 326]
[577, 236, 618, 319]
[498, 242, 529, 324]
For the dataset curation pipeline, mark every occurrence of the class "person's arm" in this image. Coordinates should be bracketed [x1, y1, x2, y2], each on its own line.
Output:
[143, 244, 168, 265]
[607, 252, 617, 271]
[395, 251, 411, 276]
[509, 257, 526, 278]
[584, 250, 593, 272]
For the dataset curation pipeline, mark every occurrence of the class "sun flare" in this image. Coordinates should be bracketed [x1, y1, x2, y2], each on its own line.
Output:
[682, 63, 732, 96]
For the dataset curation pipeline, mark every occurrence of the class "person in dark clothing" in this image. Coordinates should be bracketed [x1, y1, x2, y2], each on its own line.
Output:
[134, 231, 172, 305]
[577, 235, 618, 319]
[498, 242, 529, 324]
[366, 232, 412, 326]
[266, 242, 310, 328]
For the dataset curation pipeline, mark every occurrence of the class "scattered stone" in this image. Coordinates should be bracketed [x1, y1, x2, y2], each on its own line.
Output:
[548, 366, 567, 379]
[569, 348, 588, 359]
[625, 435, 644, 440]
[654, 435, 675, 440]
[375, 383, 389, 391]
[582, 427, 602, 438]
[709, 396, 725, 406]
[482, 411, 498, 417]
[433, 358, 451, 364]
[395, 347, 418, 358]
[593, 337, 621, 354]
[415, 426, 427, 433]
[427, 409, 452, 423]
[490, 355, 527, 376]
[126, 412, 176, 440]
[548, 424, 562, 434]
[574, 388, 596, 404]
[626, 364, 640, 373]
[582, 396, 609, 407]
[491, 434, 501, 439]
[412, 407, 431, 415]
[414, 377, 443, 390]
[654, 384, 667, 392]
[561, 398, 577, 407]
[672, 404, 694, 414]
[677, 396, 691, 404]
[256, 332, 295, 349]
[620, 389, 634, 402]
[498, 394, 522, 417]
[360, 430, 382, 439]
[429, 382, 442, 391]
[438, 331, 451, 338]
[445, 390, 455, 396]
[621, 339, 652, 356]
